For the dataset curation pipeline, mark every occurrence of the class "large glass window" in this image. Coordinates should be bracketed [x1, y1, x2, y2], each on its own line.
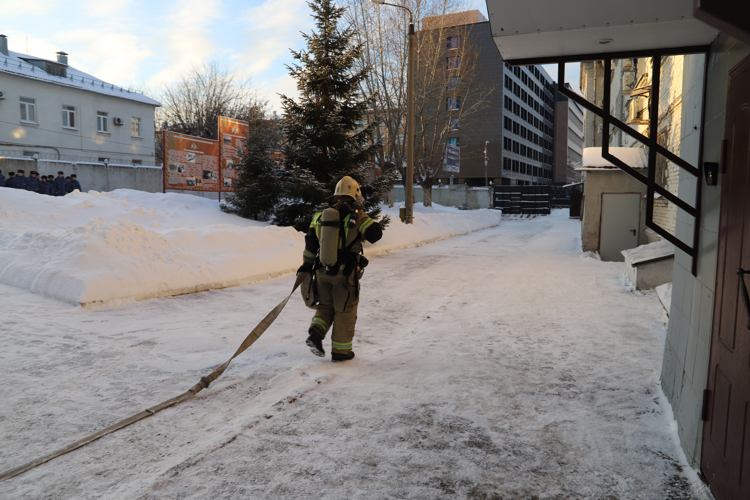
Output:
[20, 97, 36, 123]
[97, 111, 108, 133]
[447, 56, 461, 70]
[62, 105, 76, 128]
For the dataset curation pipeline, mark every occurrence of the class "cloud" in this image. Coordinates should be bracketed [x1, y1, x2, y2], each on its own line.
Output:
[146, 0, 225, 88]
[57, 29, 152, 85]
[237, 0, 311, 75]
[263, 73, 299, 114]
[3, 0, 60, 16]
[84, 0, 129, 17]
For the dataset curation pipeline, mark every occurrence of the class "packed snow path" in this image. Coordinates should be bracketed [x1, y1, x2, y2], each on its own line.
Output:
[0, 212, 705, 499]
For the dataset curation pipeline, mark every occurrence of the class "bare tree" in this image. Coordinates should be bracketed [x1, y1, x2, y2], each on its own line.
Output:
[412, 20, 497, 205]
[345, 1, 496, 206]
[343, 0, 466, 184]
[157, 61, 267, 140]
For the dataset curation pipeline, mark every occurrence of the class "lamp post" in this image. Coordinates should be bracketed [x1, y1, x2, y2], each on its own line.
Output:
[370, 0, 414, 224]
[483, 141, 489, 187]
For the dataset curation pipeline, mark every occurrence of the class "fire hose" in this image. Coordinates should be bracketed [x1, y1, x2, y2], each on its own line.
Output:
[0, 273, 306, 482]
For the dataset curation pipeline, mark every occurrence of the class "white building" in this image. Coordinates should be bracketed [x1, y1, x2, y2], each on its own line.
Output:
[0, 34, 160, 165]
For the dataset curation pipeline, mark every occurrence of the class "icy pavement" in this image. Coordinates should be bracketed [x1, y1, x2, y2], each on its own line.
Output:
[0, 211, 709, 499]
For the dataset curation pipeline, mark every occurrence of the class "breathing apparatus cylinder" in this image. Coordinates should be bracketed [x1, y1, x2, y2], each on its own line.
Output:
[319, 207, 340, 268]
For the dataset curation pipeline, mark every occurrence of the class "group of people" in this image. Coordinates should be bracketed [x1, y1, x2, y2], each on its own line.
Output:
[1, 170, 81, 195]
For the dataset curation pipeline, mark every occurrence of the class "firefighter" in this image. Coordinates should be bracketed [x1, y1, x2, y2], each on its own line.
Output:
[297, 176, 383, 362]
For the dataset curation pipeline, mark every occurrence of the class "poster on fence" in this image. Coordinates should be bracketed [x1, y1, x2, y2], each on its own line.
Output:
[163, 132, 221, 192]
[443, 144, 460, 173]
[218, 116, 250, 192]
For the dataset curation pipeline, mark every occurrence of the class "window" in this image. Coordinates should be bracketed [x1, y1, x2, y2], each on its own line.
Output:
[513, 102, 520, 115]
[62, 105, 76, 129]
[132, 159, 142, 165]
[98, 157, 109, 162]
[20, 97, 36, 123]
[447, 36, 461, 49]
[447, 137, 460, 147]
[131, 117, 141, 136]
[513, 121, 519, 134]
[23, 150, 39, 157]
[447, 76, 461, 90]
[449, 117, 459, 130]
[447, 97, 460, 110]
[447, 56, 461, 70]
[97, 112, 108, 133]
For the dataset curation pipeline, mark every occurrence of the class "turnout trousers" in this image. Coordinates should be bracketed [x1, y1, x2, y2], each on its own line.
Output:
[309, 268, 359, 354]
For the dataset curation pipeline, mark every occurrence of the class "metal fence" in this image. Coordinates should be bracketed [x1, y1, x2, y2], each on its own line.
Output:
[493, 185, 551, 215]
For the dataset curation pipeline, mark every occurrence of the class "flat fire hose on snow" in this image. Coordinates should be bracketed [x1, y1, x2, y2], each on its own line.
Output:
[0, 273, 306, 482]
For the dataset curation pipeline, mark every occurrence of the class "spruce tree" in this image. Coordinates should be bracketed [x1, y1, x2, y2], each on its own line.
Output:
[276, 0, 396, 232]
[221, 126, 281, 221]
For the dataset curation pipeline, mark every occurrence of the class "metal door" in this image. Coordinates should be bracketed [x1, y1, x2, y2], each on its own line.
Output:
[599, 193, 640, 261]
[702, 55, 750, 500]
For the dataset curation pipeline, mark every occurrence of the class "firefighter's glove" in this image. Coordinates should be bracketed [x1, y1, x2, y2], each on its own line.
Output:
[297, 263, 314, 275]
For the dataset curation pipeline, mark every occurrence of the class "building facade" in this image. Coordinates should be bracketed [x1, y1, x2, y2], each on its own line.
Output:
[418, 12, 556, 186]
[0, 35, 160, 166]
[553, 84, 584, 184]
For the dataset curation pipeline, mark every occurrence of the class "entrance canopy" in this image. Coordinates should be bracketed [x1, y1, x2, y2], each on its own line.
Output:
[485, 0, 719, 63]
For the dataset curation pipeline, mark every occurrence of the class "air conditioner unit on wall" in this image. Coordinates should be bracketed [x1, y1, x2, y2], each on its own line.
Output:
[113, 117, 124, 126]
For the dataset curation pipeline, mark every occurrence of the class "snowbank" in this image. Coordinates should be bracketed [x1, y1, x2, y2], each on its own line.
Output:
[0, 190, 500, 306]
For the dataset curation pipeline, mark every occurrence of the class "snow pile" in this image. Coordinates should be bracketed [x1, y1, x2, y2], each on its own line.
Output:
[0, 190, 500, 305]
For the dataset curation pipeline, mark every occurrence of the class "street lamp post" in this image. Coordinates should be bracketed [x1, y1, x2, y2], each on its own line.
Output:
[483, 141, 489, 187]
[370, 0, 414, 224]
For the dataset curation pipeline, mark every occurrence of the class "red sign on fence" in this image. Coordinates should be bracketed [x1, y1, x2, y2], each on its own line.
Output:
[218, 116, 250, 192]
[162, 132, 221, 192]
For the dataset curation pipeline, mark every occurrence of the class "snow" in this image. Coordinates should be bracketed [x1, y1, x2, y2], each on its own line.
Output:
[0, 189, 502, 306]
[1, 50, 161, 106]
[0, 210, 708, 498]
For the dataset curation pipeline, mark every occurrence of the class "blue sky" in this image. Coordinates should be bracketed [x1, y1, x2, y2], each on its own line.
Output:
[3, 0, 578, 112]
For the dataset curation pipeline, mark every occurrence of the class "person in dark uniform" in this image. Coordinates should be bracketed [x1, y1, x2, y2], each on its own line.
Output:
[67, 174, 81, 193]
[0, 170, 4, 186]
[53, 171, 67, 196]
[14, 170, 28, 190]
[4, 171, 15, 187]
[26, 171, 42, 193]
[40, 176, 54, 195]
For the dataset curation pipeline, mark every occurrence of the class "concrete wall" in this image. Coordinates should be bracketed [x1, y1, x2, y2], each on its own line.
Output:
[0, 71, 157, 164]
[580, 169, 648, 252]
[661, 34, 750, 468]
[0, 157, 162, 193]
[392, 185, 492, 210]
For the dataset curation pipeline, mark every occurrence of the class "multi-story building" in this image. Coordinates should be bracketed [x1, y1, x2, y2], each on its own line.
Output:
[0, 34, 160, 165]
[419, 11, 556, 186]
[553, 84, 584, 184]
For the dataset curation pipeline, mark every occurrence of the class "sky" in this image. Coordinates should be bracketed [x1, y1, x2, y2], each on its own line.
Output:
[2, 0, 580, 113]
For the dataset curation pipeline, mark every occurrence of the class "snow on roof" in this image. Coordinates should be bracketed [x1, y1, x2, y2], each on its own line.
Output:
[0, 50, 161, 107]
[579, 147, 648, 170]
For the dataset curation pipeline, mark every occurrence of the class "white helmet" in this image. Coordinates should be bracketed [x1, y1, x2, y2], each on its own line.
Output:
[334, 176, 362, 202]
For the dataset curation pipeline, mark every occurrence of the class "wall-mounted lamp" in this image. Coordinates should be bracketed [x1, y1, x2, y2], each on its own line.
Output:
[704, 162, 718, 186]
